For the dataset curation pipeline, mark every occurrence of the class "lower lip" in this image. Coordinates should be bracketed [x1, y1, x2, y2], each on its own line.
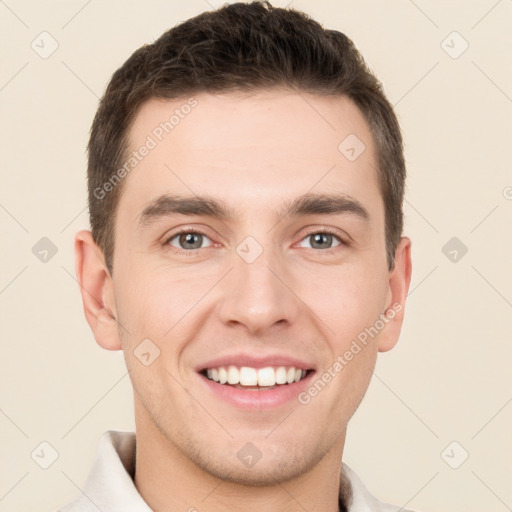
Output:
[197, 371, 316, 410]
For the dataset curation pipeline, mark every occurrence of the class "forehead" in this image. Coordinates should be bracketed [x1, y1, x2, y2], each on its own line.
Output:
[119, 90, 382, 223]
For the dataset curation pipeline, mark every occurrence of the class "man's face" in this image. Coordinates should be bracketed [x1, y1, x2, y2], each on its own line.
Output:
[104, 90, 407, 484]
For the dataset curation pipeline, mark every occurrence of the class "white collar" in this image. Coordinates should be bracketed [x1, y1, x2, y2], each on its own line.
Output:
[59, 430, 414, 512]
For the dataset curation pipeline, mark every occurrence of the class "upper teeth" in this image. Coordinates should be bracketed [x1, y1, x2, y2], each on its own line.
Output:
[205, 366, 307, 387]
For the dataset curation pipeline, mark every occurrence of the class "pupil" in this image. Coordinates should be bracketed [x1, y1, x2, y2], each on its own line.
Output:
[180, 233, 202, 249]
[312, 233, 331, 249]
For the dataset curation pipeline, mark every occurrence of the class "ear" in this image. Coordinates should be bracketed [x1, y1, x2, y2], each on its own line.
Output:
[74, 230, 121, 351]
[378, 236, 412, 353]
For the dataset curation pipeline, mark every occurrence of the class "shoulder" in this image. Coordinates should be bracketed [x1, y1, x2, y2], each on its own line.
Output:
[54, 430, 147, 512]
[342, 463, 420, 512]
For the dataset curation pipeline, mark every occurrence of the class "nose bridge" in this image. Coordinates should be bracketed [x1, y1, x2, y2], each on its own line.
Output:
[218, 236, 298, 333]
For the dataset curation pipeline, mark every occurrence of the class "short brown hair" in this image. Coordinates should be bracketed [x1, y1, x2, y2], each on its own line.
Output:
[87, 1, 405, 274]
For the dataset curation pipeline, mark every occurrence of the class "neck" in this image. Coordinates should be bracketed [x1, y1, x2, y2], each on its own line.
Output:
[133, 400, 349, 512]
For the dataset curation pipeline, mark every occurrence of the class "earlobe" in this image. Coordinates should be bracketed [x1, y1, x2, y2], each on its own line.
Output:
[378, 236, 412, 353]
[74, 230, 122, 351]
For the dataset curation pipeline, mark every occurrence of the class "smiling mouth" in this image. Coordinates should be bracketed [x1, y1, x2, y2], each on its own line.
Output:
[199, 365, 313, 391]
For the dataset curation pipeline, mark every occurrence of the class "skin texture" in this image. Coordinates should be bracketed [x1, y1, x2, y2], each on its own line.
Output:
[75, 90, 412, 512]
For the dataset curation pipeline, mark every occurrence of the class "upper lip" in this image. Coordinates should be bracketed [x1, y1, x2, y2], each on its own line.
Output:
[196, 353, 316, 372]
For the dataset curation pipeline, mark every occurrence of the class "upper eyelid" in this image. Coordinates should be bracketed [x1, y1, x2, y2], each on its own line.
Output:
[165, 226, 347, 247]
[165, 227, 214, 243]
[297, 229, 347, 248]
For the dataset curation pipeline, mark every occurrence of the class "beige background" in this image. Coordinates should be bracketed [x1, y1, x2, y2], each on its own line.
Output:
[1, 1, 511, 511]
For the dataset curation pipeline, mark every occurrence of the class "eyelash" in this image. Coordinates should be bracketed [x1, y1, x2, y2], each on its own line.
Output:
[163, 227, 349, 255]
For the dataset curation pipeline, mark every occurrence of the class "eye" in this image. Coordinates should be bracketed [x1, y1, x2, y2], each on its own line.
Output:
[167, 231, 213, 251]
[298, 231, 343, 250]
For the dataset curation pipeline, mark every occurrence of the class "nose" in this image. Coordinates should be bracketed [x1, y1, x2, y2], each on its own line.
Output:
[218, 244, 300, 335]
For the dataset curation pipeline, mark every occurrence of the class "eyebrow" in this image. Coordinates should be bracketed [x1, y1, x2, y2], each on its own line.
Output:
[137, 192, 369, 228]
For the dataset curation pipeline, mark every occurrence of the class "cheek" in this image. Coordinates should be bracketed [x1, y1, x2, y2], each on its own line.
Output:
[113, 265, 213, 343]
[306, 268, 383, 416]
[301, 262, 388, 341]
[113, 272, 194, 402]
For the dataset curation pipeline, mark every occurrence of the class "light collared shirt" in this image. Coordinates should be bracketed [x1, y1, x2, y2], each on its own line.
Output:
[57, 430, 416, 512]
